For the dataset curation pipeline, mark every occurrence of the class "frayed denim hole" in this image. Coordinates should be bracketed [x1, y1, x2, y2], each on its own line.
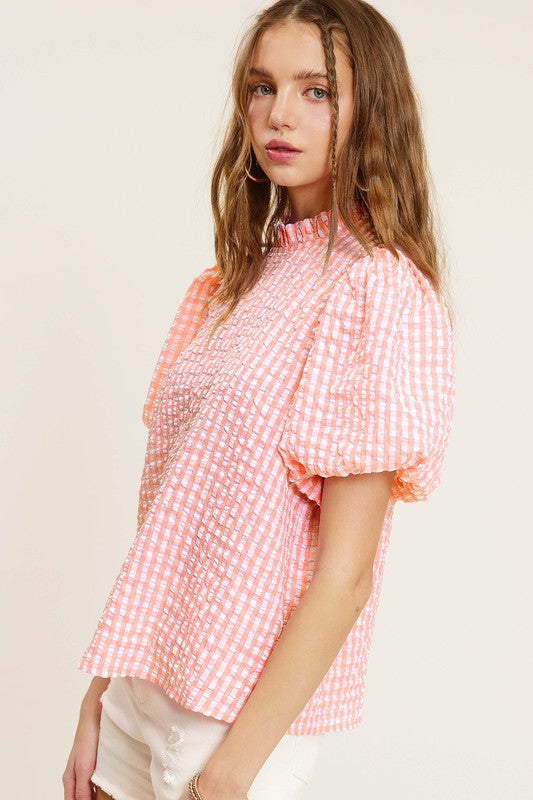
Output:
[161, 724, 185, 786]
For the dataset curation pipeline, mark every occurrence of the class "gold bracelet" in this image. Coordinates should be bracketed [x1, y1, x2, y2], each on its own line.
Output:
[188, 771, 205, 800]
[188, 769, 251, 800]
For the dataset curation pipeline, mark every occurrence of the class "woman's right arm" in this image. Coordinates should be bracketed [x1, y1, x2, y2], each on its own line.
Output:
[80, 676, 110, 716]
[62, 677, 111, 800]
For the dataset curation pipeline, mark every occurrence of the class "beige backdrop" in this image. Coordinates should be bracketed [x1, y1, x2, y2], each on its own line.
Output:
[1, 1, 531, 797]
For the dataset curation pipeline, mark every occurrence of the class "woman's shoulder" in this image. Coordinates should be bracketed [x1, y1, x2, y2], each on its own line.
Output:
[188, 263, 222, 291]
[327, 243, 453, 353]
[337, 245, 449, 332]
[177, 263, 223, 311]
[345, 245, 434, 296]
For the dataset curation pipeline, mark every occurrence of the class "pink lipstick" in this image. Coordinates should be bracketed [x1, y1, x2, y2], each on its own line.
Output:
[265, 139, 301, 164]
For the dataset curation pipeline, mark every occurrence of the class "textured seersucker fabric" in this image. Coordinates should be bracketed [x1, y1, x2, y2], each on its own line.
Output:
[77, 203, 456, 734]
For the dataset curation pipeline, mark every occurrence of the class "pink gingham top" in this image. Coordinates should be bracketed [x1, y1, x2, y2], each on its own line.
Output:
[77, 203, 456, 734]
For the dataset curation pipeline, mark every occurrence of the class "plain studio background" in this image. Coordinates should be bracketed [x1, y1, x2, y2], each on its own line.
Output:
[1, 1, 531, 797]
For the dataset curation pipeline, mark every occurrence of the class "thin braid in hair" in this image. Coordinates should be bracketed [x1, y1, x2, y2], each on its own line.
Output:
[317, 17, 340, 271]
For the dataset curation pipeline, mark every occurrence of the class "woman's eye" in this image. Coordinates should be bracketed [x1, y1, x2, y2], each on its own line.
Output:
[307, 87, 329, 101]
[250, 84, 273, 96]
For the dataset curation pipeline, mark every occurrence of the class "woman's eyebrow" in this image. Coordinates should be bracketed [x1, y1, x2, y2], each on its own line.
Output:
[249, 66, 328, 81]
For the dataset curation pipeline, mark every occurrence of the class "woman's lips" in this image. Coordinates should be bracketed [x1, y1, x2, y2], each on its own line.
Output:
[265, 147, 301, 163]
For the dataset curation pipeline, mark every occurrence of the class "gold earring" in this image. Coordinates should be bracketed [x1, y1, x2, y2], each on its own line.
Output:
[244, 152, 270, 183]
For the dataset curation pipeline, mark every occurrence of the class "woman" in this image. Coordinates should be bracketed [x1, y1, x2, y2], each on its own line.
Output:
[63, 1, 456, 799]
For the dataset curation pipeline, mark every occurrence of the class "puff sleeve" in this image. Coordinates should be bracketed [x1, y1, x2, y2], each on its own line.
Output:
[142, 264, 221, 428]
[277, 248, 456, 506]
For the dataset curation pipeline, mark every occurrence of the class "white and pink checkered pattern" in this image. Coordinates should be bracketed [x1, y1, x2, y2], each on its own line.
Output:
[77, 203, 456, 734]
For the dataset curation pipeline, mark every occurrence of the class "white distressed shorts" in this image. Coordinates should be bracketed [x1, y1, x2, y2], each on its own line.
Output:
[91, 676, 325, 800]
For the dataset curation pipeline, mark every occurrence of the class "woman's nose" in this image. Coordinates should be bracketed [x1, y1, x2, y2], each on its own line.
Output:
[268, 90, 296, 130]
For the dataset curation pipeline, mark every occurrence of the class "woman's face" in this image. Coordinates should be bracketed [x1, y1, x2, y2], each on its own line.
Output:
[246, 21, 354, 221]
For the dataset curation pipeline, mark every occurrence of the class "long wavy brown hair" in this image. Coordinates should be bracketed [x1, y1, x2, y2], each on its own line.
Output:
[206, 0, 453, 343]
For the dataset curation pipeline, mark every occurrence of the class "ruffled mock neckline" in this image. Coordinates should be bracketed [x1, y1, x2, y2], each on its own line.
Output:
[272, 200, 369, 248]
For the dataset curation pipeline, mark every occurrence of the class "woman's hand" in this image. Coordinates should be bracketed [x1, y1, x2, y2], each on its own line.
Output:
[62, 681, 108, 800]
[177, 769, 249, 800]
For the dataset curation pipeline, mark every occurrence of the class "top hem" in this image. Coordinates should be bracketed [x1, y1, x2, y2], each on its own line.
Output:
[77, 662, 364, 736]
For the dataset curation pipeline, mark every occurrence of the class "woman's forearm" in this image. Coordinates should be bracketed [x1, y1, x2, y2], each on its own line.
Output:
[200, 572, 371, 795]
[80, 676, 111, 719]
